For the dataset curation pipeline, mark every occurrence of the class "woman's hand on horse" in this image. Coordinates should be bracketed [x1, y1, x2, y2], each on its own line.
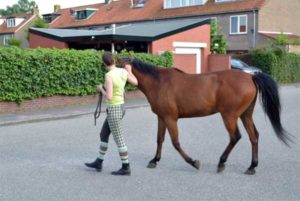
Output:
[124, 64, 132, 72]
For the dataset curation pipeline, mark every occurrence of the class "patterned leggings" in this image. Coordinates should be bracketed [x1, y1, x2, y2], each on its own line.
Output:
[98, 104, 129, 164]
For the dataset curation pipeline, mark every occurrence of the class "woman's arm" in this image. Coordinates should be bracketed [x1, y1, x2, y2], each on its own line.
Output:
[98, 75, 113, 100]
[125, 64, 138, 86]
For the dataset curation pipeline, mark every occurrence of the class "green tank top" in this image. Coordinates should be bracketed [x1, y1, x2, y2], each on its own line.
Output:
[105, 68, 128, 106]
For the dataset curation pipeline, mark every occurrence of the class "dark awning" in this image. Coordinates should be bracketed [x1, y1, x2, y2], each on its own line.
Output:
[30, 18, 211, 42]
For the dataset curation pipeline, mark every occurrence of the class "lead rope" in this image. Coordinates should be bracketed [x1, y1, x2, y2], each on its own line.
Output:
[94, 92, 103, 126]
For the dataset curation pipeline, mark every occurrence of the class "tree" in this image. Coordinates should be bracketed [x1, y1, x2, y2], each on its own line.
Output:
[26, 17, 49, 41]
[0, 0, 37, 16]
[210, 20, 228, 54]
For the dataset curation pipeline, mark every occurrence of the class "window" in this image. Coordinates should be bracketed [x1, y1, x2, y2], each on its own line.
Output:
[164, 0, 207, 9]
[76, 11, 87, 20]
[43, 15, 53, 23]
[215, 0, 239, 2]
[230, 15, 247, 34]
[6, 18, 16, 28]
[75, 9, 97, 20]
[42, 14, 60, 24]
[134, 0, 147, 8]
[3, 34, 14, 46]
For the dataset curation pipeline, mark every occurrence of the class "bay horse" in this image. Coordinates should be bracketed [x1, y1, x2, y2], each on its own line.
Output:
[119, 58, 291, 175]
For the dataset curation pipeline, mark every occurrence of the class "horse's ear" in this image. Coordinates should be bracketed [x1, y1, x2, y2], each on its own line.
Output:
[115, 55, 122, 67]
[115, 55, 120, 64]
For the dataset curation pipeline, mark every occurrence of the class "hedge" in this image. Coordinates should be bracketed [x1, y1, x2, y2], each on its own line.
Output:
[250, 48, 300, 83]
[271, 53, 300, 83]
[0, 47, 173, 103]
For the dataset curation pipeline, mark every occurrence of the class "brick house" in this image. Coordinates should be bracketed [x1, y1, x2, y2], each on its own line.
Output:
[36, 0, 300, 53]
[30, 18, 212, 74]
[0, 10, 39, 48]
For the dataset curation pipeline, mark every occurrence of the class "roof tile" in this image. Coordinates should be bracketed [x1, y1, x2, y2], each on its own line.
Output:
[48, 0, 266, 28]
[0, 13, 36, 34]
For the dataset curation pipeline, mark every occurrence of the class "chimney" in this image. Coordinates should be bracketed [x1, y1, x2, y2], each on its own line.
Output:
[32, 6, 39, 15]
[54, 4, 61, 13]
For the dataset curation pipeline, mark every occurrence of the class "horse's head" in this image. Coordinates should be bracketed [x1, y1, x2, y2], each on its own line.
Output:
[115, 55, 132, 69]
[116, 55, 159, 79]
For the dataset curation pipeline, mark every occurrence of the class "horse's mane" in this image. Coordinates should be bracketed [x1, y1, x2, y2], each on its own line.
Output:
[131, 59, 159, 79]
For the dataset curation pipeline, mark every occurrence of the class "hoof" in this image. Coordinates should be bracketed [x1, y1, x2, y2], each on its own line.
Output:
[217, 163, 225, 173]
[193, 160, 200, 170]
[244, 168, 256, 175]
[147, 162, 156, 169]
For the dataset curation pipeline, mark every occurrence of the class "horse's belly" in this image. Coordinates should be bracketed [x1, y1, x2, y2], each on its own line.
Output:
[179, 107, 217, 118]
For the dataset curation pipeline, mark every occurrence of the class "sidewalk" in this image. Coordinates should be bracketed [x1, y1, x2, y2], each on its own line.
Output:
[0, 97, 149, 126]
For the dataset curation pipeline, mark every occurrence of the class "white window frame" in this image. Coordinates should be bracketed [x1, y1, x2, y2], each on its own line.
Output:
[230, 15, 247, 35]
[6, 18, 16, 28]
[216, 0, 238, 3]
[164, 0, 206, 9]
[3, 34, 14, 46]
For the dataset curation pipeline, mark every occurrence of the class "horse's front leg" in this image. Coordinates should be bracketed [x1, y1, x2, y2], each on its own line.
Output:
[147, 116, 166, 168]
[164, 117, 200, 170]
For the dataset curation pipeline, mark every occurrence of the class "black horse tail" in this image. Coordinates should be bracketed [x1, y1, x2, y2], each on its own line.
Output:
[252, 72, 293, 146]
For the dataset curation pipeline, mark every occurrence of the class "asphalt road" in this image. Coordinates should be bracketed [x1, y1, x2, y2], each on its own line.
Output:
[1, 84, 299, 201]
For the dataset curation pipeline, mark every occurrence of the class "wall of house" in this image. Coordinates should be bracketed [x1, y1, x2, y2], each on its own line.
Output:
[30, 32, 68, 48]
[259, 0, 300, 36]
[213, 11, 258, 52]
[177, 11, 259, 52]
[151, 24, 211, 73]
[0, 34, 6, 46]
[14, 16, 39, 48]
[256, 34, 273, 48]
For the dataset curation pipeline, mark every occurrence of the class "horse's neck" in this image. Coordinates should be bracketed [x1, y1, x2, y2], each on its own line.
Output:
[133, 69, 158, 98]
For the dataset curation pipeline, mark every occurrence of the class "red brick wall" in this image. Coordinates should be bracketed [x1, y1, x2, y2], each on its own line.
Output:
[207, 54, 231, 73]
[30, 32, 68, 48]
[151, 24, 211, 73]
[0, 91, 145, 114]
[173, 54, 196, 74]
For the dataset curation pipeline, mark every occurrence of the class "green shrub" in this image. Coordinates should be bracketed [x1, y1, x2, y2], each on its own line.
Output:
[210, 20, 228, 54]
[271, 53, 300, 83]
[8, 38, 22, 47]
[250, 48, 278, 74]
[0, 47, 173, 103]
[250, 47, 300, 83]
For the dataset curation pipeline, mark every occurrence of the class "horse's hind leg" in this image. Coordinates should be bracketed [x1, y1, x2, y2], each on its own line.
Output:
[147, 116, 166, 168]
[164, 117, 200, 170]
[217, 115, 241, 173]
[241, 107, 259, 175]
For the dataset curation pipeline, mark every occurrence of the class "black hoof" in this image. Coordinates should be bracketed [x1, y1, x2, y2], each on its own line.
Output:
[147, 162, 157, 168]
[245, 168, 256, 175]
[217, 163, 225, 173]
[193, 160, 200, 170]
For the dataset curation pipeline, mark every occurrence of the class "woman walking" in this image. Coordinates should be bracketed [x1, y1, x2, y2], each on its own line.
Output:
[85, 52, 138, 176]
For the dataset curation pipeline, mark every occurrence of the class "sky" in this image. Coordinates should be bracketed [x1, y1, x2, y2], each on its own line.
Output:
[0, 0, 105, 15]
